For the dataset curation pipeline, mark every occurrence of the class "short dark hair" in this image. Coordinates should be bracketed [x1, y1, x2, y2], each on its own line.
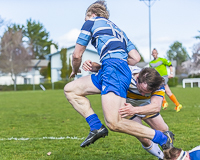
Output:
[137, 68, 164, 92]
[163, 147, 182, 160]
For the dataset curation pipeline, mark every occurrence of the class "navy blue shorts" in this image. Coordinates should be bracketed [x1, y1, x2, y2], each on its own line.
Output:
[91, 58, 131, 98]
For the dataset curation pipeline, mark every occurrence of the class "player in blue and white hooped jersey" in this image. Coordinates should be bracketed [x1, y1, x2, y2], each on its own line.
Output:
[64, 0, 174, 150]
[164, 146, 200, 160]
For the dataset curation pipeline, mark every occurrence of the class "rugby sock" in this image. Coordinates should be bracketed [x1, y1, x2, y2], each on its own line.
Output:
[169, 94, 180, 106]
[86, 114, 102, 131]
[152, 130, 168, 146]
[142, 142, 164, 159]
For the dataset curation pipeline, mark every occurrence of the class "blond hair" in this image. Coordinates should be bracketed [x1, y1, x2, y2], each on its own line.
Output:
[86, 0, 109, 19]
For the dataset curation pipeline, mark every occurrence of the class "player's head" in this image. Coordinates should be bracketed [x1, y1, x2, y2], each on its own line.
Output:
[85, 0, 110, 21]
[163, 147, 190, 160]
[137, 68, 164, 95]
[152, 48, 158, 59]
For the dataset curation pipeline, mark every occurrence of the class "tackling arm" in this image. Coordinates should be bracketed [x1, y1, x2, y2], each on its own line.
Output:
[119, 96, 163, 118]
[82, 60, 101, 72]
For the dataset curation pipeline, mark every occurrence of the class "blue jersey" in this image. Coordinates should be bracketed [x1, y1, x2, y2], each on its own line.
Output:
[76, 17, 136, 62]
[189, 146, 200, 160]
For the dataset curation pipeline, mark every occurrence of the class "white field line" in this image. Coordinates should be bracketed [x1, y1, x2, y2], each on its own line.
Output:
[0, 136, 85, 141]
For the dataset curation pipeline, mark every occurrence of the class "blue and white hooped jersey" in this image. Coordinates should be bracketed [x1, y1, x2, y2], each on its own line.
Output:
[76, 17, 136, 62]
[127, 66, 165, 107]
[189, 145, 200, 160]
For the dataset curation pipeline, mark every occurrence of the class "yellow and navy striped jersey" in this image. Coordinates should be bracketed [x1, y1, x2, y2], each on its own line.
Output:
[127, 66, 165, 107]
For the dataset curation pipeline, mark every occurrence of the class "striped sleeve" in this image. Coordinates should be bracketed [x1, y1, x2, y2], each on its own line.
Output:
[76, 20, 94, 46]
[151, 85, 165, 98]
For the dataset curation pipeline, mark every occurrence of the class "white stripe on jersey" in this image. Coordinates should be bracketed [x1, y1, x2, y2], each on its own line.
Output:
[81, 30, 91, 36]
[100, 49, 126, 61]
[93, 27, 111, 35]
[100, 38, 121, 55]
[189, 145, 200, 153]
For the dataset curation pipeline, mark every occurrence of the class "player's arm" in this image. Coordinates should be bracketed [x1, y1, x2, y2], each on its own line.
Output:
[70, 44, 86, 78]
[168, 65, 174, 78]
[127, 49, 141, 66]
[124, 35, 141, 66]
[119, 96, 163, 118]
[82, 60, 101, 72]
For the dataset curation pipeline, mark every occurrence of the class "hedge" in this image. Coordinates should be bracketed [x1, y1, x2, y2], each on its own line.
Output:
[168, 77, 178, 87]
[0, 80, 72, 91]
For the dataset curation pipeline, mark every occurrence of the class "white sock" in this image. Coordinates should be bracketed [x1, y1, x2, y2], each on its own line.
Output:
[142, 142, 164, 159]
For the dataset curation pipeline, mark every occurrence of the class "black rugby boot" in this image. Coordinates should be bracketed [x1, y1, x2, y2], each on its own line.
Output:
[80, 124, 108, 147]
[161, 131, 175, 150]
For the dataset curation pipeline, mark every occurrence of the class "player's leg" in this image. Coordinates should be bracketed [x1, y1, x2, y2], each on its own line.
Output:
[101, 92, 173, 150]
[165, 84, 182, 112]
[64, 75, 108, 147]
[143, 114, 169, 159]
[162, 96, 168, 110]
[64, 75, 100, 118]
[133, 116, 164, 159]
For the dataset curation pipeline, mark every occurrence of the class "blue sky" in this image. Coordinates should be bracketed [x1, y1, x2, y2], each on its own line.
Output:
[0, 0, 200, 62]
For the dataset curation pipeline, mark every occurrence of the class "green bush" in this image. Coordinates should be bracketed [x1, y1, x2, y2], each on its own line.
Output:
[0, 80, 72, 91]
[168, 77, 178, 87]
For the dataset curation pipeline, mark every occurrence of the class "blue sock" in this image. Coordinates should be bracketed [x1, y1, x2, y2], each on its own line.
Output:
[152, 130, 168, 146]
[86, 114, 102, 131]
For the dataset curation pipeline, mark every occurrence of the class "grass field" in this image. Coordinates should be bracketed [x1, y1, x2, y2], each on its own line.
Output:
[0, 87, 200, 160]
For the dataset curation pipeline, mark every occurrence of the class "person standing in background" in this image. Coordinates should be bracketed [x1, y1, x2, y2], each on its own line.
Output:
[149, 48, 182, 112]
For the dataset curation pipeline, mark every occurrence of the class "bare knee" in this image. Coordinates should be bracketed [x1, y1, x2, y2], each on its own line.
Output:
[64, 82, 75, 101]
[104, 119, 122, 132]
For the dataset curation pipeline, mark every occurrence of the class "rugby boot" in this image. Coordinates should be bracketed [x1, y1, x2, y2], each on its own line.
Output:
[175, 104, 182, 112]
[161, 131, 175, 150]
[80, 124, 108, 147]
[162, 102, 168, 110]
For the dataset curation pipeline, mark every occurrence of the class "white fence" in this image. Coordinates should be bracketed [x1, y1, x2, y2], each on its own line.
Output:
[182, 78, 200, 88]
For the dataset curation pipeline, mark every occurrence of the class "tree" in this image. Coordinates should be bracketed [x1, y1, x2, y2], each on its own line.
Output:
[60, 48, 67, 80]
[182, 43, 200, 77]
[0, 16, 4, 28]
[194, 31, 200, 40]
[0, 28, 31, 90]
[166, 41, 190, 66]
[25, 19, 58, 59]
[60, 48, 72, 80]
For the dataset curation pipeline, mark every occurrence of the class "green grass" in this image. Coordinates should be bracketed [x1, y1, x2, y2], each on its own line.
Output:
[0, 87, 200, 160]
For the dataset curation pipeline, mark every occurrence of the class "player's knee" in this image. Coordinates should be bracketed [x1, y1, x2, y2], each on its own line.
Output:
[64, 83, 74, 100]
[104, 120, 121, 132]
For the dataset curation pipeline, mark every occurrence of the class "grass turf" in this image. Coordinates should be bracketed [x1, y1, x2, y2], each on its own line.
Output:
[0, 87, 200, 159]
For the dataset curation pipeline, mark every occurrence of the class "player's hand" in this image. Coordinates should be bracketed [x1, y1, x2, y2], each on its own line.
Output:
[168, 74, 174, 78]
[119, 103, 135, 118]
[82, 60, 92, 71]
[69, 69, 81, 78]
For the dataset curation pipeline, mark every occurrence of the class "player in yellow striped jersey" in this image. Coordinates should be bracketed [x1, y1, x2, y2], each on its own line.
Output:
[82, 60, 170, 159]
[118, 66, 168, 160]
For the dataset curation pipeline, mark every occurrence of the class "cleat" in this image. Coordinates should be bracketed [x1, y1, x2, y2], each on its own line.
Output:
[162, 102, 168, 110]
[161, 131, 175, 150]
[175, 104, 182, 112]
[80, 124, 108, 147]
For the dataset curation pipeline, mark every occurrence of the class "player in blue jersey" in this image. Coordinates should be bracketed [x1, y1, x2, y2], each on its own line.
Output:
[163, 146, 200, 160]
[64, 0, 174, 150]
